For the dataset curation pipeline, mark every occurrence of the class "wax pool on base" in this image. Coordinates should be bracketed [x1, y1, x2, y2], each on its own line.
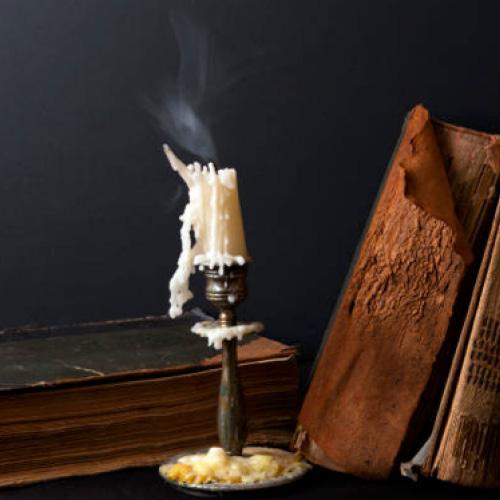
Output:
[160, 447, 309, 485]
[163, 145, 249, 318]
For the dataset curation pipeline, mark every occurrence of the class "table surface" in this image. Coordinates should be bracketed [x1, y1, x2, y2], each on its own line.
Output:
[0, 464, 496, 500]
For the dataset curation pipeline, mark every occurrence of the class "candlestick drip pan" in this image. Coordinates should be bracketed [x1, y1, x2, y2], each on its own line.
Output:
[159, 446, 311, 496]
[191, 320, 264, 349]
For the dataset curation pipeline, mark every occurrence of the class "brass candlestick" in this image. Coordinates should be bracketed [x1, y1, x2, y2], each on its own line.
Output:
[204, 265, 248, 456]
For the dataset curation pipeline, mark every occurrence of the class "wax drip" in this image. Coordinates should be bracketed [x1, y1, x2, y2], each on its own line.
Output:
[191, 321, 265, 349]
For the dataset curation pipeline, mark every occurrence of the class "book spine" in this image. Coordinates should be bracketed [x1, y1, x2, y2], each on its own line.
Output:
[432, 197, 500, 487]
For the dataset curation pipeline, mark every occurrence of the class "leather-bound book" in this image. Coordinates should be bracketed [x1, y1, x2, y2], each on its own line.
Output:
[294, 105, 500, 479]
[0, 313, 298, 487]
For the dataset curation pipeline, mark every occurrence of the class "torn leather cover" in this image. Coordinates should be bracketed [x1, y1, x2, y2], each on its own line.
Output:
[295, 105, 483, 479]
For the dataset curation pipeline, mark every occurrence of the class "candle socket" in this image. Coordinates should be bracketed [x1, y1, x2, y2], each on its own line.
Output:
[204, 265, 248, 456]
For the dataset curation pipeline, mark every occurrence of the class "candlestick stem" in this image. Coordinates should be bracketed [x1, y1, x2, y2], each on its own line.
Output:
[204, 265, 248, 455]
[219, 337, 246, 455]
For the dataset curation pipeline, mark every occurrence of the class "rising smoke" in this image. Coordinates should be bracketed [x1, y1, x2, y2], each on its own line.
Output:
[147, 12, 217, 163]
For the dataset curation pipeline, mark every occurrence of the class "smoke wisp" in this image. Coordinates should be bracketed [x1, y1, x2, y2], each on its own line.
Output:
[148, 12, 217, 162]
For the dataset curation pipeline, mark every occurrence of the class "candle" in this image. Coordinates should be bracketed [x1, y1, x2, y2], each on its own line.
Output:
[164, 145, 249, 318]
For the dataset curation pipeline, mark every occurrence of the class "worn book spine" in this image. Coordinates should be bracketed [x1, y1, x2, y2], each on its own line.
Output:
[428, 196, 500, 487]
[295, 105, 500, 479]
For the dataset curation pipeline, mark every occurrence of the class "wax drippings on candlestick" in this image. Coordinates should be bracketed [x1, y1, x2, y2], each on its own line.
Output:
[164, 145, 249, 318]
[191, 321, 265, 349]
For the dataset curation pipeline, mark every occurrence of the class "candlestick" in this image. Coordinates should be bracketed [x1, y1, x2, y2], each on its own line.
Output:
[160, 147, 311, 493]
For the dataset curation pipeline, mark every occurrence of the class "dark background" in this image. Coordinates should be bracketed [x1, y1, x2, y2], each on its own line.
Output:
[1, 0, 500, 363]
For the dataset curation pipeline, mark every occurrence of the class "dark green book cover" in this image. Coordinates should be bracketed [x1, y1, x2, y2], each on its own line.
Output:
[0, 311, 295, 392]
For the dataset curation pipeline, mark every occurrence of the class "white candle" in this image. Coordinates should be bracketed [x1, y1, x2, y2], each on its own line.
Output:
[164, 145, 249, 318]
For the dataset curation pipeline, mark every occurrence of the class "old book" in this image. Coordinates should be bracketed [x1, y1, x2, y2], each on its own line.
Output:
[0, 313, 298, 487]
[294, 105, 500, 479]
[418, 195, 500, 487]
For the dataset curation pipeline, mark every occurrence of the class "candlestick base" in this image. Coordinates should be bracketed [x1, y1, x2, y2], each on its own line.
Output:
[159, 446, 312, 495]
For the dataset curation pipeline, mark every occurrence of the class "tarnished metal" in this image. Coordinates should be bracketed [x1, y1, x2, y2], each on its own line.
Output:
[204, 265, 248, 455]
